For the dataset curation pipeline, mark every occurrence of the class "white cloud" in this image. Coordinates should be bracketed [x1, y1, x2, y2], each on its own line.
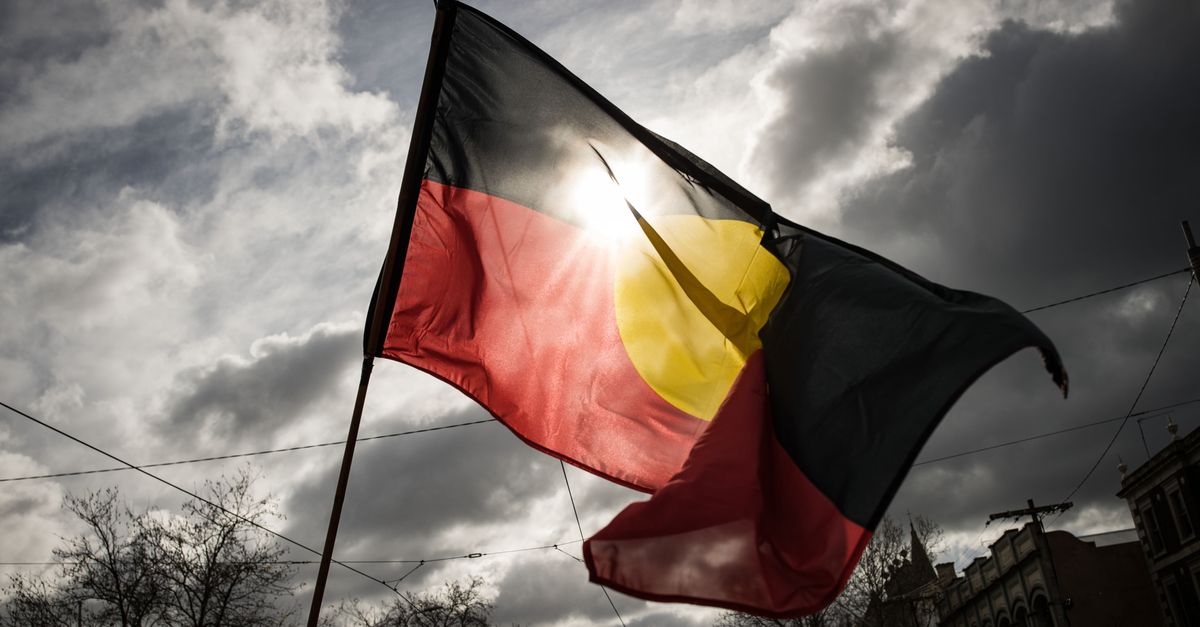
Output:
[0, 196, 201, 401]
[0, 0, 397, 161]
[740, 0, 1117, 222]
[0, 450, 70, 566]
[201, 0, 396, 142]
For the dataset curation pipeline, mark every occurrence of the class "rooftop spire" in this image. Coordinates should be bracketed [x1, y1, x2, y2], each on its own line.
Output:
[909, 519, 935, 582]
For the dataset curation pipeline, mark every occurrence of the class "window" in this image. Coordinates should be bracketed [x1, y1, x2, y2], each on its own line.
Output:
[1190, 567, 1200, 610]
[1144, 504, 1167, 555]
[1170, 487, 1195, 541]
[1165, 577, 1196, 627]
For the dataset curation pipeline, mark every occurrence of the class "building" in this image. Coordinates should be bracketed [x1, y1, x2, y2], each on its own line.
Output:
[1118, 421, 1200, 626]
[862, 521, 940, 626]
[935, 520, 1159, 626]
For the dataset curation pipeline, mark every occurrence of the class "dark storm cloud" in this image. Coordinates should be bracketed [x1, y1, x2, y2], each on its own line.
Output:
[0, 0, 227, 242]
[280, 411, 569, 604]
[769, 0, 1200, 537]
[752, 30, 901, 195]
[0, 105, 220, 241]
[282, 413, 563, 557]
[838, 0, 1200, 298]
[166, 324, 361, 441]
[0, 1, 112, 101]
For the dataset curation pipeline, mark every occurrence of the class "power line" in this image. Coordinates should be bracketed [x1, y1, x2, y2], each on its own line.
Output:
[0, 399, 399, 598]
[1059, 275, 1194, 506]
[560, 460, 625, 627]
[1020, 267, 1191, 314]
[0, 418, 497, 483]
[11, 393, 1199, 489]
[912, 397, 1200, 467]
[0, 540, 585, 568]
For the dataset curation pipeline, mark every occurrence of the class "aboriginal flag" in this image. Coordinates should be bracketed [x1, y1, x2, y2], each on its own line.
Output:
[366, 1, 1067, 618]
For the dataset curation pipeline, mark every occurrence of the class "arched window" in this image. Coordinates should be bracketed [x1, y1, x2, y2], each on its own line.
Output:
[1030, 594, 1053, 627]
[1013, 606, 1029, 626]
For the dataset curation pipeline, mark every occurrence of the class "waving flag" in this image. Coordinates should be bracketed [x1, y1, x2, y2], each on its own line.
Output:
[366, 1, 1066, 617]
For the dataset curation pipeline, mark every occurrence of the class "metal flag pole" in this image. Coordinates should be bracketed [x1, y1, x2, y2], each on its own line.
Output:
[305, 4, 458, 626]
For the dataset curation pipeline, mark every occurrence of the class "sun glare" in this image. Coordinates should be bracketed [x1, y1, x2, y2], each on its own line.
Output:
[568, 158, 651, 241]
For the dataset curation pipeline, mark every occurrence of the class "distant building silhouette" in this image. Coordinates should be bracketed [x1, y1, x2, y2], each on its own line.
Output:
[1118, 421, 1200, 626]
[863, 521, 939, 626]
[935, 522, 1159, 626]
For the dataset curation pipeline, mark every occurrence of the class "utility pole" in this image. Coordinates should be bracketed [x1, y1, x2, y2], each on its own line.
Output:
[1183, 220, 1200, 280]
[987, 498, 1072, 526]
[989, 499, 1073, 626]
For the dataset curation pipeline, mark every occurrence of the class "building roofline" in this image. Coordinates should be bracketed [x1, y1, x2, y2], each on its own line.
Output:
[1118, 426, 1200, 497]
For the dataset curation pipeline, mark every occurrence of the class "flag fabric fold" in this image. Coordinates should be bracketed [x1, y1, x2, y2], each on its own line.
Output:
[367, 0, 1066, 617]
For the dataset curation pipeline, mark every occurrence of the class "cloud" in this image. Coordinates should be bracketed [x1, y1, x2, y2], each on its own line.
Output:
[829, 0, 1200, 543]
[751, 28, 904, 200]
[742, 0, 1122, 222]
[0, 433, 70, 567]
[283, 415, 562, 554]
[0, 195, 202, 405]
[0, 0, 394, 157]
[837, 0, 1199, 292]
[165, 322, 362, 445]
[0, 0, 413, 587]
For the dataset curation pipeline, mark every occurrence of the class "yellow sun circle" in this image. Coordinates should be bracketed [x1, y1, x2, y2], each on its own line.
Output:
[613, 215, 791, 421]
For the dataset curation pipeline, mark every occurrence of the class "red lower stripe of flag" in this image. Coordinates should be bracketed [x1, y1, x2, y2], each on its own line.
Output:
[585, 352, 871, 617]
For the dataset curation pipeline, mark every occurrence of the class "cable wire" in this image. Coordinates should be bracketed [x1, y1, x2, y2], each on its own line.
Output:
[912, 397, 1200, 467]
[0, 540, 585, 569]
[11, 396, 1199, 486]
[0, 418, 496, 483]
[560, 460, 625, 627]
[1058, 275, 1194, 506]
[0, 400, 399, 597]
[1020, 267, 1191, 314]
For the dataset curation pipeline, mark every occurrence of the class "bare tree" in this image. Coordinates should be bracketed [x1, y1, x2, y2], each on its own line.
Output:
[836, 515, 942, 626]
[148, 472, 295, 626]
[1, 469, 296, 627]
[325, 578, 499, 627]
[3, 489, 167, 626]
[2, 575, 80, 627]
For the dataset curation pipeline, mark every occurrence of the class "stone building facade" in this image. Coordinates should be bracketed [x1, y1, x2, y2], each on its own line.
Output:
[1118, 424, 1200, 626]
[935, 521, 1159, 626]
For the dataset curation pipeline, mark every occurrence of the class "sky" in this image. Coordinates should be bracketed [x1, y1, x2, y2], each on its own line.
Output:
[1, 0, 1198, 624]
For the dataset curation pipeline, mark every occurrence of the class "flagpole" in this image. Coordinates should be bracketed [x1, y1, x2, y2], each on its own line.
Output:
[306, 356, 373, 627]
[304, 4, 458, 626]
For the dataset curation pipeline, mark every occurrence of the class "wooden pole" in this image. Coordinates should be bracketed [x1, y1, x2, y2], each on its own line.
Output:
[306, 356, 374, 627]
[304, 4, 457, 625]
[1183, 221, 1200, 280]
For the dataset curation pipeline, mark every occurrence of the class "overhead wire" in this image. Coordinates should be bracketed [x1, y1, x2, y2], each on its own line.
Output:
[0, 540, 585, 569]
[1057, 274, 1194, 509]
[0, 418, 497, 483]
[8, 397, 1199, 485]
[560, 460, 625, 627]
[912, 397, 1200, 467]
[1020, 266, 1191, 314]
[0, 399, 400, 598]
